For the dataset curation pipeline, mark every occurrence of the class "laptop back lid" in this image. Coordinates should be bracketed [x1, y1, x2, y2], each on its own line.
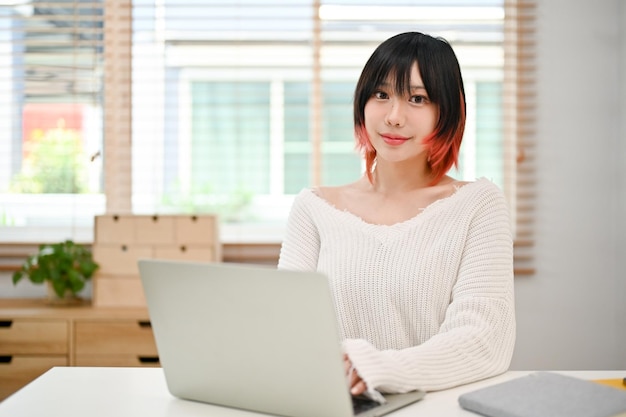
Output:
[138, 259, 354, 417]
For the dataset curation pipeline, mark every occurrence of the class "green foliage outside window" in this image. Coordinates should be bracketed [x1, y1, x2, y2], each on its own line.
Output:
[161, 181, 255, 223]
[10, 119, 88, 194]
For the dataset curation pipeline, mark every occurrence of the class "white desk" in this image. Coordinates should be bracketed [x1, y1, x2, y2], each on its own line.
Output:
[0, 367, 624, 417]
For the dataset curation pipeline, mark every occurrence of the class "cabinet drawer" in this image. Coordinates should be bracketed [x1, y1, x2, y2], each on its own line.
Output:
[93, 244, 153, 276]
[174, 216, 218, 244]
[75, 354, 160, 367]
[75, 321, 157, 356]
[0, 355, 68, 400]
[92, 277, 147, 308]
[0, 320, 68, 355]
[153, 245, 216, 262]
[95, 215, 136, 244]
[134, 216, 176, 244]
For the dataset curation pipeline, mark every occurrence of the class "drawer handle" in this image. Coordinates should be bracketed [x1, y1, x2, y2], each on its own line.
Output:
[138, 320, 152, 328]
[0, 320, 12, 328]
[0, 356, 12, 364]
[138, 356, 159, 364]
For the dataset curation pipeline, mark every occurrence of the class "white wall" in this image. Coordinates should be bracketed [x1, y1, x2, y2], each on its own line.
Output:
[510, 0, 626, 370]
[620, 0, 626, 370]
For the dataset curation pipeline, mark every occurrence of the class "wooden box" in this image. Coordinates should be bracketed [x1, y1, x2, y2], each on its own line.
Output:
[92, 214, 220, 307]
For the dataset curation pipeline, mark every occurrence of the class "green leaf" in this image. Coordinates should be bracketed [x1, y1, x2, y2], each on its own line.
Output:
[80, 260, 99, 278]
[12, 271, 23, 285]
[52, 280, 66, 298]
[30, 268, 46, 284]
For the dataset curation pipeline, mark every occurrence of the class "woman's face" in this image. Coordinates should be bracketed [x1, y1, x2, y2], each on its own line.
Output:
[363, 63, 438, 166]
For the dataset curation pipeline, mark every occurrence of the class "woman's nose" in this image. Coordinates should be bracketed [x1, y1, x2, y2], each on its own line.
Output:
[385, 100, 405, 127]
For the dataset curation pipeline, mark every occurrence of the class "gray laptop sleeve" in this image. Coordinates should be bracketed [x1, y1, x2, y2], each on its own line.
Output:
[458, 372, 626, 417]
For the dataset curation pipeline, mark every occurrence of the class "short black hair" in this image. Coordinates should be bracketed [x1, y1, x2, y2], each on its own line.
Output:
[354, 32, 466, 184]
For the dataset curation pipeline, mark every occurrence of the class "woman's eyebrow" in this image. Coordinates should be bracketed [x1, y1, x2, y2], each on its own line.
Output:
[378, 82, 427, 93]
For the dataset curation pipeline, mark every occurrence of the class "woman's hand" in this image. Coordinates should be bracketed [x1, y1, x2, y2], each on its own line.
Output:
[344, 354, 367, 396]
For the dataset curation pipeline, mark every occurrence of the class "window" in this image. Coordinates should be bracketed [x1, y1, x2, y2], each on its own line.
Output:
[1, 0, 536, 274]
[0, 0, 104, 239]
[130, 1, 510, 219]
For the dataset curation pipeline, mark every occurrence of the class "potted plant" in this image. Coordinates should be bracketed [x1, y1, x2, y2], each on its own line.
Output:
[13, 240, 99, 305]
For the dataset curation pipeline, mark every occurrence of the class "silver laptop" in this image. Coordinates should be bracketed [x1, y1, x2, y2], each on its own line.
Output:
[138, 259, 425, 417]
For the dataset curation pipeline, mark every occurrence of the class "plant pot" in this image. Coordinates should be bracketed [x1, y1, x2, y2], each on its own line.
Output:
[46, 282, 87, 307]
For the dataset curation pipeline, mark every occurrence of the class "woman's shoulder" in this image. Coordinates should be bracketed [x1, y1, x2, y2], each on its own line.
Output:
[288, 185, 360, 226]
[292, 185, 347, 211]
[453, 177, 504, 196]
[454, 178, 509, 214]
[294, 186, 338, 203]
[473, 177, 506, 197]
[311, 180, 363, 207]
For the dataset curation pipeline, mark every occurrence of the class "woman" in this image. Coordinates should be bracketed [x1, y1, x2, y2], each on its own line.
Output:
[277, 32, 516, 399]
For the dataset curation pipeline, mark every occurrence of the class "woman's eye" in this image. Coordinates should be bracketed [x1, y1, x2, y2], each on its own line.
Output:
[410, 95, 429, 104]
[373, 91, 389, 100]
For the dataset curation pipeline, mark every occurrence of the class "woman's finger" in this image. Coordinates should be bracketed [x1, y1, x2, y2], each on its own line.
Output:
[344, 356, 352, 374]
[344, 354, 368, 396]
[351, 379, 367, 396]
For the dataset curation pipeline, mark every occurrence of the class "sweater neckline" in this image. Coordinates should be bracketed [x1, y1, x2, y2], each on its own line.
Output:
[305, 177, 487, 228]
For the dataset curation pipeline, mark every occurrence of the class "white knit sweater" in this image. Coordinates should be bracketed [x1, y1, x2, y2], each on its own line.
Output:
[277, 177, 516, 393]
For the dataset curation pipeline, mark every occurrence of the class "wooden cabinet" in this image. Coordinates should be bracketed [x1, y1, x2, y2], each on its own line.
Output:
[0, 299, 159, 401]
[0, 318, 69, 400]
[0, 356, 67, 400]
[92, 214, 221, 307]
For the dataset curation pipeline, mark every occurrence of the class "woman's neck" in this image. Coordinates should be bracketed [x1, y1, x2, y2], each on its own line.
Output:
[369, 161, 435, 194]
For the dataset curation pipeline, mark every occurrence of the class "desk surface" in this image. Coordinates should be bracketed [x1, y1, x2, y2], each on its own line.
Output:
[0, 367, 624, 417]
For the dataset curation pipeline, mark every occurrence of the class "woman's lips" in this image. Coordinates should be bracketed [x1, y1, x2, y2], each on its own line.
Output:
[380, 133, 409, 146]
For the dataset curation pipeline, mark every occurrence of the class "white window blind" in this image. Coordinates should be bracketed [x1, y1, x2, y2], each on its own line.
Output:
[130, 1, 511, 213]
[0, 0, 105, 237]
[0, 0, 536, 275]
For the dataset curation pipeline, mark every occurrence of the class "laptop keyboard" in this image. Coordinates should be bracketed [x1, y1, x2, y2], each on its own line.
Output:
[352, 395, 380, 415]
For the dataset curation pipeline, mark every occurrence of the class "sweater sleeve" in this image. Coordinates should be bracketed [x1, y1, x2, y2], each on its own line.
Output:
[277, 190, 320, 271]
[343, 184, 516, 393]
